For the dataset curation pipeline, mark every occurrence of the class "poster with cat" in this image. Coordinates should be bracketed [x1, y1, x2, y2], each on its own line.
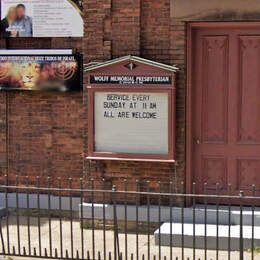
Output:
[0, 0, 83, 37]
[0, 53, 82, 91]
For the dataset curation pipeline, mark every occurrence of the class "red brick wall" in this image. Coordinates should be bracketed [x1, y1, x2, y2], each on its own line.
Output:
[0, 0, 189, 192]
[0, 92, 8, 178]
[83, 0, 182, 194]
[83, 0, 260, 194]
[84, 0, 111, 62]
[141, 0, 171, 62]
[0, 37, 83, 186]
[111, 0, 141, 57]
[7, 92, 84, 183]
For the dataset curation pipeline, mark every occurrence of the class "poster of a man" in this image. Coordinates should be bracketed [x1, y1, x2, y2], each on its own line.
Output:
[1, 0, 83, 37]
[0, 3, 33, 37]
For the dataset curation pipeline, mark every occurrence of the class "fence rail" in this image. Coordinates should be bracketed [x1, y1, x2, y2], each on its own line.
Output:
[0, 175, 259, 260]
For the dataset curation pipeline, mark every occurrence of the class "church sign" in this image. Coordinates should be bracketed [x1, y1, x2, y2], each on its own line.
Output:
[86, 56, 177, 162]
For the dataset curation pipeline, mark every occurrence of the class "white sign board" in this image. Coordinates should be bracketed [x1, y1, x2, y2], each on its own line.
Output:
[94, 92, 169, 155]
[1, 0, 83, 37]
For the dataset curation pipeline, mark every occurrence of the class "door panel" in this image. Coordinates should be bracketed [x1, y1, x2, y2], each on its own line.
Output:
[238, 36, 260, 143]
[201, 36, 229, 144]
[191, 26, 260, 197]
[201, 156, 228, 190]
[237, 158, 260, 190]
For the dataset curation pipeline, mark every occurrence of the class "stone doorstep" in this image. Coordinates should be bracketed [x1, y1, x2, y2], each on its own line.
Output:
[231, 210, 260, 225]
[154, 223, 260, 250]
[79, 203, 260, 226]
[0, 193, 80, 211]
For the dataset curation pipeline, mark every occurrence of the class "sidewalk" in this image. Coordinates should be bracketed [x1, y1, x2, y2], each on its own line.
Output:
[0, 216, 258, 260]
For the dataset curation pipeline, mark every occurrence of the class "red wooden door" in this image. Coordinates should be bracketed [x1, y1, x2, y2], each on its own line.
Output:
[191, 25, 260, 196]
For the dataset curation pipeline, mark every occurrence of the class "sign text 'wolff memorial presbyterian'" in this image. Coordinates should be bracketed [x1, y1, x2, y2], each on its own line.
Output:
[90, 75, 172, 85]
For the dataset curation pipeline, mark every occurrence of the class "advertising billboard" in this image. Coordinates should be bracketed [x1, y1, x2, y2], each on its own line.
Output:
[0, 51, 82, 91]
[0, 0, 83, 37]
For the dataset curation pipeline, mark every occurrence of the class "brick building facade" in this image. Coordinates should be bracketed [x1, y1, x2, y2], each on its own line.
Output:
[1, 0, 260, 193]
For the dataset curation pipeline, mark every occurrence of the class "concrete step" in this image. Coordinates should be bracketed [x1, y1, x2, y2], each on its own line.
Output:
[154, 223, 260, 250]
[80, 203, 260, 226]
[231, 210, 260, 226]
[196, 205, 260, 226]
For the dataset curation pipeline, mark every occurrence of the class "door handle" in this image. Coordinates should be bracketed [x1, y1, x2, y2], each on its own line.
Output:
[196, 139, 200, 144]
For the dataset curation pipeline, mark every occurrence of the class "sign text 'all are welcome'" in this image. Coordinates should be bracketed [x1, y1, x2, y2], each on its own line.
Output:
[94, 92, 169, 155]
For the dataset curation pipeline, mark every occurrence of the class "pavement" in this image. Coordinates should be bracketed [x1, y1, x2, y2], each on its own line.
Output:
[0, 216, 258, 260]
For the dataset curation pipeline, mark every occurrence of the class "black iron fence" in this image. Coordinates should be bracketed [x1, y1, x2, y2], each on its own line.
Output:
[0, 176, 259, 260]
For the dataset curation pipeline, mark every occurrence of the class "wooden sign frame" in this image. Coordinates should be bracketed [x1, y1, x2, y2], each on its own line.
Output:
[86, 56, 177, 162]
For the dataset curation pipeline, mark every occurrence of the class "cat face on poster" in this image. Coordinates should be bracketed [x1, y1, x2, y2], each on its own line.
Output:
[20, 63, 41, 89]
